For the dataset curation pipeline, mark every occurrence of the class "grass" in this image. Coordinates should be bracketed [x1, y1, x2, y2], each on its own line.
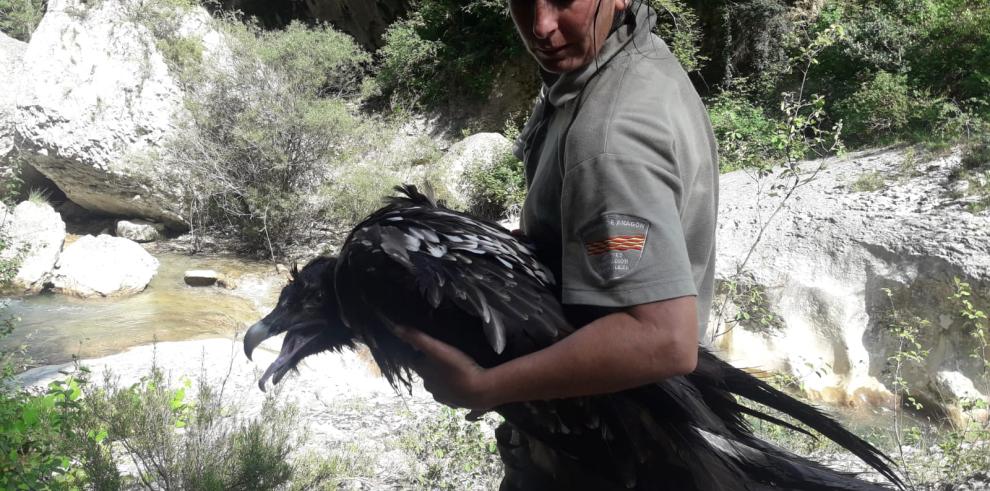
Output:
[851, 171, 886, 193]
[26, 188, 50, 206]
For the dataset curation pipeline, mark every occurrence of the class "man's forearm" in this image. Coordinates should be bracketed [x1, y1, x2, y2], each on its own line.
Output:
[480, 296, 698, 407]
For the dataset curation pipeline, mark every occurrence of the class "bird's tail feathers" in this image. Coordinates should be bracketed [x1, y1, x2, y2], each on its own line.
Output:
[700, 354, 905, 489]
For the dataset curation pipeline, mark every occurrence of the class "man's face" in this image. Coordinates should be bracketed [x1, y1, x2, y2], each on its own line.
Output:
[509, 0, 627, 74]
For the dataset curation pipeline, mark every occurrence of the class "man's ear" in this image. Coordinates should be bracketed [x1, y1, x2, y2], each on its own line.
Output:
[614, 0, 629, 14]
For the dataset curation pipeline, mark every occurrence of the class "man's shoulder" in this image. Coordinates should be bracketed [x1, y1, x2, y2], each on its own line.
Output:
[564, 43, 704, 169]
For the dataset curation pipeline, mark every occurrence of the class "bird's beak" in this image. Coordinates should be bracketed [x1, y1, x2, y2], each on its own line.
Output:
[244, 319, 273, 361]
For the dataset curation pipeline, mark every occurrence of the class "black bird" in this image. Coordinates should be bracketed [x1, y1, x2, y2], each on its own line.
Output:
[244, 185, 905, 491]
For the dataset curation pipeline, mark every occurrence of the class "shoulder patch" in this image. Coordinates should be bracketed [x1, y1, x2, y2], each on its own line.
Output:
[581, 214, 649, 281]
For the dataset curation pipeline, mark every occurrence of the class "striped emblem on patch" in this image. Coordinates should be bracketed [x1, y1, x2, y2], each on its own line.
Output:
[580, 214, 650, 281]
[585, 235, 646, 255]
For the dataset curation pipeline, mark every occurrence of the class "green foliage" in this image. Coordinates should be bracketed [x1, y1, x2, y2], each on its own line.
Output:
[253, 20, 371, 98]
[834, 71, 912, 141]
[719, 0, 792, 87]
[0, 375, 94, 490]
[157, 35, 204, 73]
[806, 0, 990, 146]
[463, 150, 526, 220]
[165, 16, 371, 255]
[647, 0, 706, 73]
[400, 408, 502, 491]
[376, 0, 521, 107]
[716, 277, 783, 335]
[0, 0, 45, 41]
[0, 230, 24, 290]
[707, 91, 786, 173]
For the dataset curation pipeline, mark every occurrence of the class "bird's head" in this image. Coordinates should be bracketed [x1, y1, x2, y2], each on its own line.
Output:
[243, 256, 354, 389]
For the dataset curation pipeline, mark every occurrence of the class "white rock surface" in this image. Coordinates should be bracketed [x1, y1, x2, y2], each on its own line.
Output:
[13, 0, 224, 228]
[116, 218, 165, 242]
[51, 234, 159, 297]
[0, 201, 66, 293]
[713, 147, 990, 411]
[0, 32, 26, 160]
[935, 370, 988, 403]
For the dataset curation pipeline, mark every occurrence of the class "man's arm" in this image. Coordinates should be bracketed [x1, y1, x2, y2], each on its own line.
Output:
[395, 295, 699, 410]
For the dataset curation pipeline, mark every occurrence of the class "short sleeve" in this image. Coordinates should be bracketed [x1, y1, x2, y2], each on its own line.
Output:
[559, 153, 697, 307]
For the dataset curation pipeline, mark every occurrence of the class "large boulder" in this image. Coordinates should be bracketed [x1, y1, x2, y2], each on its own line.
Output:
[0, 201, 66, 293]
[714, 147, 990, 415]
[13, 0, 223, 230]
[116, 219, 165, 242]
[430, 132, 513, 212]
[51, 234, 159, 297]
[0, 32, 27, 162]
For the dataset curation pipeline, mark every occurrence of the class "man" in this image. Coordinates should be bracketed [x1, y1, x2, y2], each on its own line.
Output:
[395, 0, 718, 487]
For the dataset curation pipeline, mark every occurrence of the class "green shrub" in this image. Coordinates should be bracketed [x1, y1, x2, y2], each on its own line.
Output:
[165, 17, 370, 256]
[833, 71, 912, 142]
[463, 150, 526, 220]
[707, 93, 786, 173]
[400, 407, 502, 491]
[376, 15, 444, 105]
[0, 0, 45, 42]
[805, 0, 990, 148]
[648, 0, 707, 73]
[375, 0, 522, 107]
[157, 35, 204, 73]
[253, 20, 370, 98]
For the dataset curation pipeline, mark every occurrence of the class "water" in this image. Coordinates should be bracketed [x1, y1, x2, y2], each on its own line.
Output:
[0, 252, 285, 367]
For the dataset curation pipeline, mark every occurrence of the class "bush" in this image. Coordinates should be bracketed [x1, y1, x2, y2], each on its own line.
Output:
[834, 71, 913, 142]
[0, 0, 45, 41]
[707, 92, 786, 173]
[647, 0, 707, 73]
[165, 16, 371, 256]
[463, 150, 526, 220]
[806, 0, 990, 147]
[0, 376, 94, 489]
[375, 0, 523, 107]
[82, 368, 299, 490]
[400, 407, 502, 491]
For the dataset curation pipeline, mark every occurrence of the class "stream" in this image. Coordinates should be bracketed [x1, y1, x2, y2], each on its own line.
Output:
[0, 251, 285, 368]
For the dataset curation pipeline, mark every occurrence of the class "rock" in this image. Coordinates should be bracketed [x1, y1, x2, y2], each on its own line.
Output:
[935, 370, 987, 403]
[0, 32, 26, 161]
[13, 0, 224, 230]
[116, 219, 165, 242]
[184, 269, 219, 287]
[0, 200, 66, 293]
[51, 234, 159, 297]
[713, 147, 990, 412]
[431, 132, 513, 211]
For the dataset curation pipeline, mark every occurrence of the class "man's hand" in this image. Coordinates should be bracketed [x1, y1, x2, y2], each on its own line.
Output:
[390, 295, 698, 410]
[392, 326, 494, 411]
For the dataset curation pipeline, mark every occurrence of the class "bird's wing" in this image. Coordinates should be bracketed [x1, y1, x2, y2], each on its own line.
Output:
[338, 199, 568, 359]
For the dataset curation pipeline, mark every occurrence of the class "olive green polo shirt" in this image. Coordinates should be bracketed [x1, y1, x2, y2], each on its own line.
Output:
[515, 6, 719, 339]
